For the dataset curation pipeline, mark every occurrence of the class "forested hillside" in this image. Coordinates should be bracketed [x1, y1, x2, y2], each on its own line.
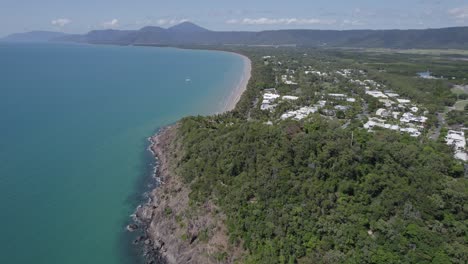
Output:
[159, 47, 468, 263]
[174, 114, 465, 263]
[57, 22, 468, 49]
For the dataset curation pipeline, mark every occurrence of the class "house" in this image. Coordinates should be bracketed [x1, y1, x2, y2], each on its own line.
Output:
[400, 127, 421, 137]
[261, 104, 276, 111]
[328, 93, 347, 99]
[400, 112, 427, 124]
[366, 90, 388, 98]
[281, 106, 318, 120]
[261, 92, 281, 111]
[263, 93, 280, 101]
[283, 95, 299, 100]
[317, 100, 327, 107]
[335, 105, 350, 111]
[364, 117, 386, 129]
[379, 99, 395, 107]
[305, 70, 328, 77]
[364, 118, 421, 137]
[281, 75, 298, 85]
[446, 130, 468, 161]
[376, 108, 391, 118]
[385, 92, 400, 98]
[397, 98, 411, 104]
[392, 112, 401, 119]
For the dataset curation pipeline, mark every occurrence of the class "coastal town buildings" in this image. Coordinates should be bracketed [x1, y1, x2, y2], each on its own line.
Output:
[446, 130, 468, 161]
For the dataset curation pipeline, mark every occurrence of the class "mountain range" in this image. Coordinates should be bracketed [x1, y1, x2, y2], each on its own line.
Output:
[1, 31, 68, 42]
[3, 22, 468, 49]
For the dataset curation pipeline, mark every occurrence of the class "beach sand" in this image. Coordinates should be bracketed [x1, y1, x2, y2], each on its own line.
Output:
[223, 54, 252, 112]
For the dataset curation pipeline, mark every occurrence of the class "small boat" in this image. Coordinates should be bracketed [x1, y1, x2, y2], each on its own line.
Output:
[185, 78, 191, 82]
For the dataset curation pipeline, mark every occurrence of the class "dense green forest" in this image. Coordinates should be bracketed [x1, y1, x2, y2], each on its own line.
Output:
[174, 116, 466, 263]
[168, 48, 468, 263]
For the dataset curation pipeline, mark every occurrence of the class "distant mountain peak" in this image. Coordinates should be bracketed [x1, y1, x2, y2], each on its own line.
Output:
[168, 22, 210, 33]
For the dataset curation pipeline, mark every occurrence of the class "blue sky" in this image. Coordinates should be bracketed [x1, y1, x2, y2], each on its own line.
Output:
[1, 0, 468, 36]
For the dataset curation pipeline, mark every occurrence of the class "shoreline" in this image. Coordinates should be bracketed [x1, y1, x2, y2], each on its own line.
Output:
[223, 54, 252, 112]
[130, 52, 252, 263]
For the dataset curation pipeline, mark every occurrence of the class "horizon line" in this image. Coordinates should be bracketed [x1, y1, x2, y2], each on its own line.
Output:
[2, 21, 468, 38]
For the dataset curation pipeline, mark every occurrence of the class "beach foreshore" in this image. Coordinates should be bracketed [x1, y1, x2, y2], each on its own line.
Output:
[131, 53, 251, 263]
[224, 54, 252, 112]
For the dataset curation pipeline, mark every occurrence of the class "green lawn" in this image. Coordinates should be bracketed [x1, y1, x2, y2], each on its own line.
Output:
[451, 85, 468, 95]
[454, 100, 468, 111]
[364, 48, 468, 56]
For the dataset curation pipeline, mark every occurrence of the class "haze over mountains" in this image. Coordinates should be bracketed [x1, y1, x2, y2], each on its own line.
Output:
[3, 22, 468, 49]
[1, 31, 68, 42]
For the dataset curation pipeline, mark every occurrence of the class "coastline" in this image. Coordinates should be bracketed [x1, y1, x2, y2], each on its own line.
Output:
[131, 52, 251, 263]
[224, 54, 252, 112]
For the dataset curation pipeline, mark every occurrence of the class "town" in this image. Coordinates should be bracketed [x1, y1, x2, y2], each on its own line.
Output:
[258, 54, 468, 162]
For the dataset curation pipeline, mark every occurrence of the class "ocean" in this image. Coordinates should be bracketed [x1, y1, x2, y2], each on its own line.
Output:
[0, 42, 245, 264]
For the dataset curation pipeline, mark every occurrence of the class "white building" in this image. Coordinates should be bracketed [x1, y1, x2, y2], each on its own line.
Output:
[335, 105, 349, 111]
[400, 112, 428, 124]
[446, 130, 468, 161]
[400, 127, 421, 137]
[364, 118, 421, 137]
[385, 93, 400, 98]
[328, 93, 347, 99]
[379, 99, 395, 107]
[305, 70, 328, 77]
[366, 90, 388, 98]
[281, 106, 318, 120]
[376, 108, 391, 117]
[261, 92, 281, 111]
[397, 98, 411, 104]
[282, 95, 299, 100]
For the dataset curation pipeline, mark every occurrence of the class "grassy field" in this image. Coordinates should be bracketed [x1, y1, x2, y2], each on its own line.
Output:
[363, 48, 468, 56]
[451, 85, 468, 95]
[454, 100, 468, 111]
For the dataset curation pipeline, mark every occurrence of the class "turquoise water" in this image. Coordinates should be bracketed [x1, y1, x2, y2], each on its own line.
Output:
[0, 43, 244, 264]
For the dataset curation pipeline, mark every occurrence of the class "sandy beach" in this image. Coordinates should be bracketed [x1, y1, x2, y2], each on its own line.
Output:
[223, 54, 252, 112]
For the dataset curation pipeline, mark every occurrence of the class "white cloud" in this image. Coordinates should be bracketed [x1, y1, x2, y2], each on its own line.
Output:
[102, 19, 119, 28]
[226, 19, 239, 24]
[342, 19, 366, 26]
[156, 19, 168, 25]
[226, 17, 336, 26]
[155, 18, 188, 26]
[51, 18, 71, 27]
[449, 6, 468, 20]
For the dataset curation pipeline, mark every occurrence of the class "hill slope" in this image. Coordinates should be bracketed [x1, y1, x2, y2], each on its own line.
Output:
[57, 23, 468, 49]
[1, 31, 68, 42]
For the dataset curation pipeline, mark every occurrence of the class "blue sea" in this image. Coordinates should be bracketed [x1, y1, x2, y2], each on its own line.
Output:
[0, 42, 245, 264]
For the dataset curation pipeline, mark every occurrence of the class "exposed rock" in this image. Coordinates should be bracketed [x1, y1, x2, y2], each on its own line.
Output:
[136, 125, 245, 264]
[126, 224, 138, 232]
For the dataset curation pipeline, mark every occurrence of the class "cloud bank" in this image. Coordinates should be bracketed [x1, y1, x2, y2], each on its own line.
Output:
[449, 6, 468, 20]
[226, 17, 336, 26]
[51, 18, 71, 27]
[155, 18, 188, 26]
[102, 19, 119, 28]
